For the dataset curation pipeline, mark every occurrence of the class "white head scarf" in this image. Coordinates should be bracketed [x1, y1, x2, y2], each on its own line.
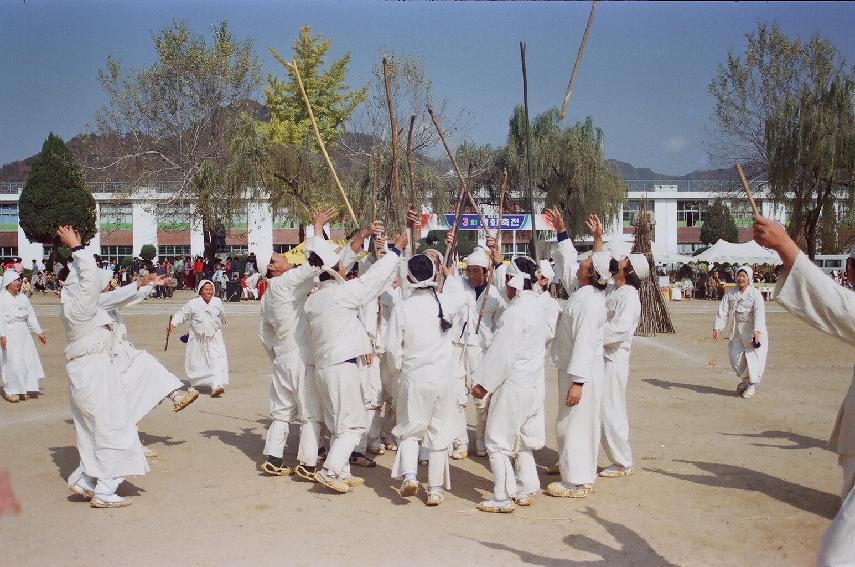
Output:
[2, 270, 20, 289]
[306, 236, 340, 269]
[736, 265, 754, 283]
[628, 254, 650, 280]
[538, 259, 555, 283]
[196, 279, 214, 294]
[465, 247, 490, 269]
[506, 258, 532, 291]
[591, 252, 613, 286]
[406, 255, 438, 289]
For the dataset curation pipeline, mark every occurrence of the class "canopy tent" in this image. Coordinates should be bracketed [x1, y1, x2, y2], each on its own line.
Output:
[578, 238, 694, 265]
[693, 239, 782, 265]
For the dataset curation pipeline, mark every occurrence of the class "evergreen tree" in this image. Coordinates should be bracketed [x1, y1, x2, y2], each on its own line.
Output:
[701, 200, 739, 244]
[139, 244, 157, 262]
[19, 133, 97, 245]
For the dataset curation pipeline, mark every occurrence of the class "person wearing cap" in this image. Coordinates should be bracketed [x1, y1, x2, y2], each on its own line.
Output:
[257, 208, 330, 478]
[712, 264, 768, 399]
[544, 208, 609, 499]
[304, 220, 409, 494]
[754, 216, 854, 567]
[169, 278, 228, 398]
[0, 270, 45, 402]
[470, 256, 548, 513]
[385, 253, 464, 505]
[446, 237, 505, 459]
[599, 252, 647, 478]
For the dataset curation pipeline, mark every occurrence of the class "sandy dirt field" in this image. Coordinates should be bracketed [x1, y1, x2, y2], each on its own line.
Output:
[0, 291, 849, 566]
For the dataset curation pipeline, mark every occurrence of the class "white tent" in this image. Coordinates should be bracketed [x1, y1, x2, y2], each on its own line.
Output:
[578, 238, 693, 265]
[694, 239, 782, 265]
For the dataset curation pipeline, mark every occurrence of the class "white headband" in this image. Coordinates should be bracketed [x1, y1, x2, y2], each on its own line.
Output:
[407, 256, 438, 289]
[506, 258, 532, 291]
[627, 254, 650, 280]
[591, 252, 613, 286]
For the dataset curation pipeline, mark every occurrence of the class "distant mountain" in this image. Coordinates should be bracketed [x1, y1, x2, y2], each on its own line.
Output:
[607, 159, 736, 181]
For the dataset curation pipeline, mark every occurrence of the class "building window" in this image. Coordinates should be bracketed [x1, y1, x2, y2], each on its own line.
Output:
[220, 245, 248, 255]
[158, 245, 190, 258]
[0, 204, 18, 231]
[500, 242, 531, 256]
[0, 246, 18, 258]
[100, 202, 133, 230]
[678, 243, 705, 255]
[230, 207, 248, 229]
[623, 201, 639, 227]
[677, 200, 705, 227]
[273, 244, 295, 253]
[100, 245, 133, 261]
[729, 202, 754, 227]
[156, 203, 191, 230]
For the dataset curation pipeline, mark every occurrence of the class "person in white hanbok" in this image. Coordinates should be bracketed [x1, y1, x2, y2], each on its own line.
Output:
[471, 257, 547, 513]
[58, 226, 146, 509]
[257, 222, 323, 478]
[713, 265, 768, 399]
[0, 270, 45, 401]
[169, 280, 229, 397]
[599, 254, 646, 478]
[754, 216, 855, 567]
[304, 225, 408, 494]
[544, 208, 610, 499]
[386, 254, 464, 505]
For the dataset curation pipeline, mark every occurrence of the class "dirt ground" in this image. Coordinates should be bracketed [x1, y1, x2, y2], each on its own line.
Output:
[0, 291, 849, 566]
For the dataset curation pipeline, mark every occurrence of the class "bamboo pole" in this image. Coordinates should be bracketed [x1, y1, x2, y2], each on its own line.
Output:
[287, 59, 358, 226]
[383, 57, 403, 232]
[476, 169, 507, 334]
[426, 105, 495, 239]
[519, 43, 540, 263]
[406, 113, 418, 256]
[734, 163, 760, 217]
[558, 0, 598, 120]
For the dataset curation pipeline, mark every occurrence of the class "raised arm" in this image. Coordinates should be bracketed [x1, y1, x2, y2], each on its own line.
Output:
[57, 226, 101, 324]
[338, 231, 408, 309]
[546, 208, 579, 293]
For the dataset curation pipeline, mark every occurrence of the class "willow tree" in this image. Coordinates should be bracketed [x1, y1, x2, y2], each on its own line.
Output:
[93, 20, 261, 261]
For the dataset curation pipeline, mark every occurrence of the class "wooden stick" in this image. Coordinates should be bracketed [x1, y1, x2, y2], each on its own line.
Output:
[426, 105, 495, 239]
[519, 43, 540, 263]
[383, 57, 403, 232]
[406, 113, 417, 256]
[735, 163, 760, 217]
[164, 316, 171, 351]
[558, 0, 598, 120]
[476, 169, 507, 334]
[370, 153, 379, 222]
[287, 59, 358, 225]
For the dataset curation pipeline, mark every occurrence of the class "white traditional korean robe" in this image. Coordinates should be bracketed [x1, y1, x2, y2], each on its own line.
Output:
[0, 289, 44, 395]
[387, 276, 465, 489]
[475, 289, 548, 502]
[601, 284, 641, 469]
[61, 250, 147, 485]
[713, 282, 768, 384]
[258, 263, 321, 463]
[304, 250, 400, 478]
[171, 296, 229, 389]
[774, 253, 855, 566]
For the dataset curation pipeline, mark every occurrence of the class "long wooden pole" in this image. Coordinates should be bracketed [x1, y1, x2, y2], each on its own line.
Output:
[426, 105, 495, 239]
[476, 169, 507, 334]
[519, 43, 540, 263]
[734, 163, 760, 217]
[383, 57, 403, 232]
[287, 59, 358, 226]
[406, 113, 418, 256]
[558, 0, 598, 120]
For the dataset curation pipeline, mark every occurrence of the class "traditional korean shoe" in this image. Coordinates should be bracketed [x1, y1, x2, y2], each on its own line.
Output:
[449, 447, 468, 460]
[349, 452, 376, 468]
[477, 499, 515, 513]
[384, 442, 398, 452]
[172, 388, 199, 412]
[514, 493, 534, 507]
[260, 458, 293, 476]
[546, 482, 593, 498]
[314, 470, 349, 494]
[293, 464, 317, 482]
[91, 494, 132, 508]
[426, 489, 444, 506]
[367, 443, 386, 456]
[742, 384, 756, 399]
[144, 446, 158, 458]
[399, 478, 419, 497]
[210, 386, 225, 398]
[599, 465, 634, 478]
[736, 380, 749, 397]
[68, 476, 95, 499]
[418, 445, 429, 466]
[2, 390, 18, 403]
[545, 464, 560, 475]
[343, 476, 364, 488]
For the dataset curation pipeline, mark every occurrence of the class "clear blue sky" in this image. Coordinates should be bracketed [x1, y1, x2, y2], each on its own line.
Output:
[1, 1, 853, 175]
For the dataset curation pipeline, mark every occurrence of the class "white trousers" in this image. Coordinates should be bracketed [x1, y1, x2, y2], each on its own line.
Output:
[392, 437, 450, 490]
[452, 343, 486, 448]
[601, 350, 633, 468]
[489, 451, 539, 502]
[263, 356, 322, 463]
[817, 455, 855, 567]
[556, 371, 602, 486]
[315, 361, 365, 477]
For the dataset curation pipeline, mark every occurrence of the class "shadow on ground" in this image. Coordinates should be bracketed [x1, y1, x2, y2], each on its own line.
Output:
[720, 430, 829, 451]
[643, 378, 735, 398]
[49, 445, 144, 497]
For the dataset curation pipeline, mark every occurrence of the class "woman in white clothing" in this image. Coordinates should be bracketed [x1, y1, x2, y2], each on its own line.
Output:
[712, 265, 768, 399]
[0, 270, 45, 402]
[169, 279, 229, 397]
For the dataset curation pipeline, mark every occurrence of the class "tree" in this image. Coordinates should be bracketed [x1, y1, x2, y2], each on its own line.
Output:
[709, 22, 854, 258]
[700, 200, 739, 244]
[93, 20, 261, 260]
[139, 244, 157, 262]
[19, 133, 97, 246]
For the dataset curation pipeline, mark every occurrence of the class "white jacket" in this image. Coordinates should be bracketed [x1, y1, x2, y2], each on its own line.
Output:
[603, 284, 641, 361]
[258, 263, 318, 362]
[551, 285, 606, 384]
